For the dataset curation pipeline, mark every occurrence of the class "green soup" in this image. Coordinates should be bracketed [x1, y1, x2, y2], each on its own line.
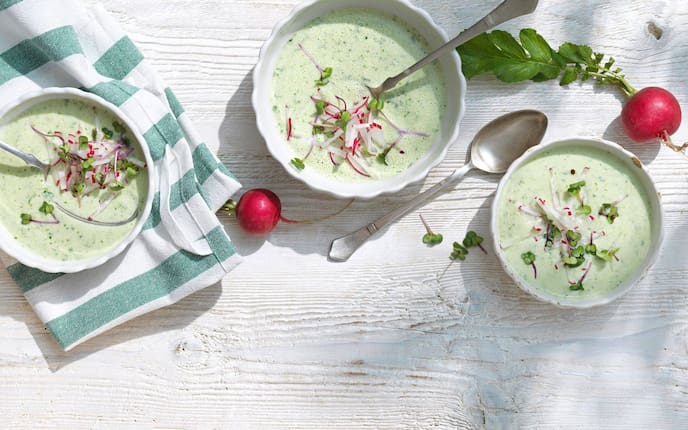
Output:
[496, 145, 654, 299]
[0, 98, 148, 262]
[271, 7, 446, 181]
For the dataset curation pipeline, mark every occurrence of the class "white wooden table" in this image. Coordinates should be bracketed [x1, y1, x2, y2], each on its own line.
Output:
[2, 0, 687, 428]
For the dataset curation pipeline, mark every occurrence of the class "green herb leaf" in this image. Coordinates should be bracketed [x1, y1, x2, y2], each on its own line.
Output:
[102, 127, 114, 139]
[456, 28, 637, 97]
[585, 243, 597, 255]
[450, 242, 469, 261]
[559, 66, 578, 86]
[290, 158, 305, 170]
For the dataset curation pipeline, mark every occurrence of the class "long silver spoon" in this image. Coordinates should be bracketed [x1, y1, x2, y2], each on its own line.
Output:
[367, 0, 539, 99]
[0, 139, 138, 227]
[328, 110, 548, 262]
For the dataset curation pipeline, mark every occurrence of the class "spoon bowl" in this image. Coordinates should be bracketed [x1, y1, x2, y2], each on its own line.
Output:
[470, 110, 548, 173]
[329, 110, 548, 261]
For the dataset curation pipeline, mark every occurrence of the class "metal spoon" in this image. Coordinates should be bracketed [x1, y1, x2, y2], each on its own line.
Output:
[367, 0, 539, 99]
[0, 139, 138, 227]
[328, 110, 548, 262]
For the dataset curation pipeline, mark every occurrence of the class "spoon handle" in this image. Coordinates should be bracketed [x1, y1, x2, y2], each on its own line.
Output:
[0, 139, 49, 170]
[328, 163, 474, 262]
[377, 0, 539, 94]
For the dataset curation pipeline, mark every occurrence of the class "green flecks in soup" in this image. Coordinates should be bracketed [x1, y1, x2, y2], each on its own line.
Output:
[496, 145, 653, 299]
[271, 7, 446, 181]
[0, 98, 148, 262]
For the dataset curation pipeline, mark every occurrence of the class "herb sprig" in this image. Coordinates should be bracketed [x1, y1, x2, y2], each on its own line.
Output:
[457, 28, 637, 97]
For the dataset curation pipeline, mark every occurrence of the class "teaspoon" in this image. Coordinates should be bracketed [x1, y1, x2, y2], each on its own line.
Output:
[328, 109, 548, 262]
[367, 0, 539, 99]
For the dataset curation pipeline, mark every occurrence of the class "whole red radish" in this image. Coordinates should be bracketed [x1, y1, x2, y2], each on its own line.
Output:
[621, 87, 682, 143]
[226, 188, 352, 236]
[234, 188, 282, 235]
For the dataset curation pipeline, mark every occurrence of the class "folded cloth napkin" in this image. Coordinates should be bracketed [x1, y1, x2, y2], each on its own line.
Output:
[0, 0, 242, 350]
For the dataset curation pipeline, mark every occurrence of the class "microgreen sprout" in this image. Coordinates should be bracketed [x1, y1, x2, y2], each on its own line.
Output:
[521, 251, 537, 278]
[450, 242, 469, 261]
[567, 180, 586, 197]
[101, 127, 113, 140]
[290, 158, 305, 170]
[419, 214, 443, 245]
[597, 248, 620, 262]
[569, 281, 584, 291]
[367, 98, 385, 112]
[566, 230, 582, 247]
[109, 181, 125, 192]
[576, 204, 592, 215]
[463, 230, 487, 254]
[585, 243, 597, 255]
[315, 100, 326, 115]
[598, 203, 619, 224]
[78, 135, 89, 149]
[376, 146, 393, 166]
[20, 213, 32, 225]
[20, 201, 59, 225]
[543, 221, 561, 251]
[112, 121, 126, 135]
[39, 201, 54, 215]
[334, 111, 351, 129]
[315, 66, 333, 86]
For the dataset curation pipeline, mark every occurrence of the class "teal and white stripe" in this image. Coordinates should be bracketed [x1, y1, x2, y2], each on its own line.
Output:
[0, 0, 242, 350]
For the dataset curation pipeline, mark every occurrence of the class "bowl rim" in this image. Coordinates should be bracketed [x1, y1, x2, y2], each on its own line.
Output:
[490, 136, 664, 309]
[0, 87, 156, 273]
[251, 0, 466, 199]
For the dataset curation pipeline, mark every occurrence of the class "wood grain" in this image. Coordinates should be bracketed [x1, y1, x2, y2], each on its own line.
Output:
[1, 0, 688, 428]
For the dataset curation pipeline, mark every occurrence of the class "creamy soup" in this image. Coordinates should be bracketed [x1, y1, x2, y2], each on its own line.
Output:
[496, 144, 654, 298]
[0, 98, 148, 262]
[271, 7, 446, 181]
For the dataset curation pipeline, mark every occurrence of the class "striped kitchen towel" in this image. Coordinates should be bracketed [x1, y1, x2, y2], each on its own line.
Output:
[0, 0, 242, 350]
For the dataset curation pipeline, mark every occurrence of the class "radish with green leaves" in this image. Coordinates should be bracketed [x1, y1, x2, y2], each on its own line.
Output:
[457, 28, 685, 155]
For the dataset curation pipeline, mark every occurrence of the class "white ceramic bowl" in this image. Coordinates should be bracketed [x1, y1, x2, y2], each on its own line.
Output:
[491, 137, 664, 308]
[0, 88, 155, 273]
[252, 0, 466, 199]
